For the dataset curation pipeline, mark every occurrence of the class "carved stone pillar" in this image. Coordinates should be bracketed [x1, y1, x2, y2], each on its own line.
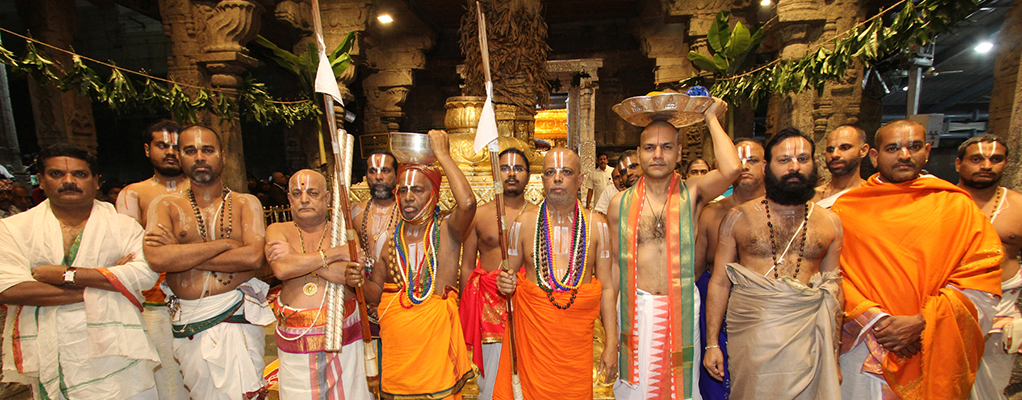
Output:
[159, 0, 264, 190]
[15, 0, 98, 153]
[765, 0, 826, 139]
[994, 3, 1022, 193]
[362, 33, 433, 134]
[548, 59, 602, 180]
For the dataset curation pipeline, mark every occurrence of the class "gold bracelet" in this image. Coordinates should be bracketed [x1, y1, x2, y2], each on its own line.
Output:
[704, 345, 720, 350]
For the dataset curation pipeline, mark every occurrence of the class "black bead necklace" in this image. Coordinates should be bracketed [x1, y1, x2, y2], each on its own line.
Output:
[762, 199, 809, 279]
[189, 188, 234, 287]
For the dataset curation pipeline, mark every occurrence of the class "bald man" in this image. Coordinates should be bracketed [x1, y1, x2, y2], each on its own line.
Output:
[144, 125, 274, 400]
[835, 120, 1002, 400]
[814, 125, 869, 208]
[490, 147, 616, 399]
[265, 169, 372, 399]
[610, 99, 741, 400]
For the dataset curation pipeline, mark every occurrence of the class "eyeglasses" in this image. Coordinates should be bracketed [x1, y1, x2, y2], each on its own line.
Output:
[499, 165, 527, 173]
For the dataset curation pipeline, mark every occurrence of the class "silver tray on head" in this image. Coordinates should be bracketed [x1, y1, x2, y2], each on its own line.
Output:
[613, 93, 721, 128]
[390, 132, 435, 165]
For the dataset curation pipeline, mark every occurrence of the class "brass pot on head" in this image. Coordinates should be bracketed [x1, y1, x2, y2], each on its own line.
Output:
[389, 132, 436, 165]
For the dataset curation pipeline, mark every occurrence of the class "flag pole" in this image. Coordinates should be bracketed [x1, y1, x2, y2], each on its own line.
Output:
[475, 3, 522, 398]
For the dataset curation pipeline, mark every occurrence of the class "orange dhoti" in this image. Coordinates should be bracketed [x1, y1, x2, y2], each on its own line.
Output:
[493, 273, 602, 400]
[379, 284, 474, 399]
[833, 175, 1002, 400]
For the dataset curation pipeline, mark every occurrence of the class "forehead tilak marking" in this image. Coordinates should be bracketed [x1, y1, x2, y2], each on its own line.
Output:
[157, 131, 178, 146]
[781, 138, 809, 158]
[370, 154, 387, 170]
[978, 142, 998, 159]
[505, 152, 520, 168]
[738, 145, 751, 164]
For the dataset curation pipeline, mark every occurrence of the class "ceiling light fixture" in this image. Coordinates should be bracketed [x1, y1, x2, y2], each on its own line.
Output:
[377, 14, 393, 24]
[974, 41, 993, 53]
[761, 0, 772, 5]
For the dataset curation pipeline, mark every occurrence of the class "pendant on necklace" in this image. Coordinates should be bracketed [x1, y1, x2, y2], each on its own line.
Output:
[303, 282, 318, 296]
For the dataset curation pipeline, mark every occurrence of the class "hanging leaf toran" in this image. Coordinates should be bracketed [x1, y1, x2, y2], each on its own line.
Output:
[0, 33, 318, 127]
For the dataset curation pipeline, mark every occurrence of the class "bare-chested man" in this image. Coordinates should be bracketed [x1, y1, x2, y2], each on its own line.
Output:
[692, 137, 765, 399]
[955, 134, 1022, 400]
[704, 128, 844, 399]
[813, 125, 869, 208]
[489, 147, 615, 399]
[116, 119, 190, 400]
[143, 125, 274, 400]
[345, 130, 476, 399]
[352, 150, 399, 279]
[264, 169, 371, 399]
[459, 147, 537, 400]
[609, 98, 740, 400]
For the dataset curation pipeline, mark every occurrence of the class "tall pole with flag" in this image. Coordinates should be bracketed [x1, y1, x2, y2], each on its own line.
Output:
[472, 3, 522, 398]
[310, 0, 379, 395]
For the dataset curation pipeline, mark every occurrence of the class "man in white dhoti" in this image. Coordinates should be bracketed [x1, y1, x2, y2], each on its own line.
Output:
[705, 128, 844, 400]
[116, 120, 190, 400]
[144, 125, 274, 400]
[265, 169, 371, 399]
[955, 135, 1022, 400]
[0, 144, 160, 400]
[813, 125, 869, 208]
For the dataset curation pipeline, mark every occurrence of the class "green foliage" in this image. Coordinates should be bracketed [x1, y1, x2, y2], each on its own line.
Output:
[687, 11, 766, 79]
[682, 0, 981, 107]
[249, 31, 356, 101]
[0, 37, 318, 126]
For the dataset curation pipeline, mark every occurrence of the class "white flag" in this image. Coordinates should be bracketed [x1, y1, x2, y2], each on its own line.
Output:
[474, 81, 499, 153]
[314, 46, 344, 105]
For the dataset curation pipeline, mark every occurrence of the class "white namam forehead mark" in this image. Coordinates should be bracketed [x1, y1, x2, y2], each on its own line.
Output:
[738, 144, 754, 165]
[400, 169, 424, 189]
[978, 141, 999, 159]
[780, 137, 810, 158]
[550, 151, 567, 172]
[156, 130, 178, 146]
[505, 152, 520, 168]
[370, 154, 388, 170]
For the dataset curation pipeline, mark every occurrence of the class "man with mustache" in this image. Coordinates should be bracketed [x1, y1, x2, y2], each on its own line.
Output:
[490, 147, 616, 399]
[692, 138, 765, 399]
[594, 151, 642, 215]
[704, 128, 844, 399]
[144, 125, 275, 400]
[583, 152, 612, 209]
[610, 99, 741, 400]
[116, 119, 190, 400]
[345, 130, 476, 399]
[834, 120, 1002, 400]
[953, 135, 1022, 400]
[0, 144, 160, 399]
[352, 150, 399, 276]
[813, 125, 869, 208]
[264, 169, 371, 399]
[459, 147, 537, 400]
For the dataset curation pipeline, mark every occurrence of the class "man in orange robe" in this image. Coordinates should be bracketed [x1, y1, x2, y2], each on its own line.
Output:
[834, 119, 1002, 400]
[346, 130, 476, 399]
[492, 147, 617, 400]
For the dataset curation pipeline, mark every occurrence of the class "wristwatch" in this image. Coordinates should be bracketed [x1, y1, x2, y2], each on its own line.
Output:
[63, 267, 77, 286]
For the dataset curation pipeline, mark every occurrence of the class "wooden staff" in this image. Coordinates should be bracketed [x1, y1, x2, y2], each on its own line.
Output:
[336, 183, 381, 394]
[476, 3, 522, 398]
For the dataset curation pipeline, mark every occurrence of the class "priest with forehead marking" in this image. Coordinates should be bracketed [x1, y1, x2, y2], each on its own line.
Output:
[265, 169, 372, 399]
[345, 130, 476, 399]
[492, 147, 617, 399]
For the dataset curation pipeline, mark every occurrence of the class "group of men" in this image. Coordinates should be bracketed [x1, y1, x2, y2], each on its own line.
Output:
[0, 97, 1017, 400]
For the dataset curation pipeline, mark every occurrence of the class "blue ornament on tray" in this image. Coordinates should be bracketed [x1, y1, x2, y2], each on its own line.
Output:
[685, 86, 710, 97]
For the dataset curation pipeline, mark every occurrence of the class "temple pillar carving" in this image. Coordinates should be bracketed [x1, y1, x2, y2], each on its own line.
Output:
[765, 0, 826, 141]
[548, 59, 602, 180]
[362, 32, 433, 134]
[15, 0, 98, 153]
[992, 2, 1022, 192]
[159, 0, 265, 190]
[273, 0, 371, 170]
